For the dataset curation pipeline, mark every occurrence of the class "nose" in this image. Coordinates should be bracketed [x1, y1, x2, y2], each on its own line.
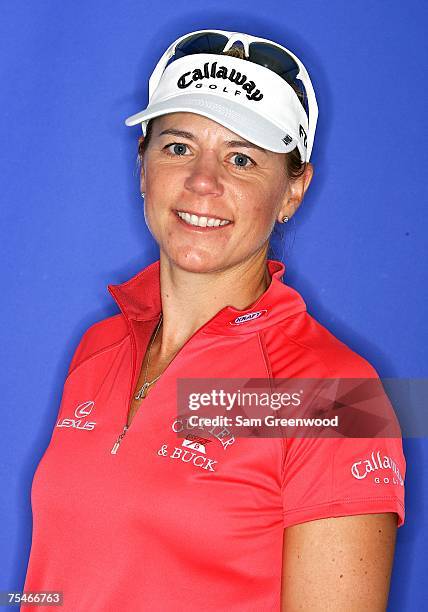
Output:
[184, 150, 224, 197]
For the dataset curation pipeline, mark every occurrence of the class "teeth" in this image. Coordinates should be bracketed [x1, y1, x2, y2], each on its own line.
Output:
[177, 211, 231, 228]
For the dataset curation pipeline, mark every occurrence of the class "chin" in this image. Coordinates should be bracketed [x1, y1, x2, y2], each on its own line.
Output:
[162, 244, 232, 274]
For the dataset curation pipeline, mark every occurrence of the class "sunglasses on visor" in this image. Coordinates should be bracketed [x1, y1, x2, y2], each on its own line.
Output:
[169, 32, 310, 115]
[170, 32, 300, 84]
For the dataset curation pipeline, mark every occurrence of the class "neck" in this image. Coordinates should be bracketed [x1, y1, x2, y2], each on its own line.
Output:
[153, 249, 272, 360]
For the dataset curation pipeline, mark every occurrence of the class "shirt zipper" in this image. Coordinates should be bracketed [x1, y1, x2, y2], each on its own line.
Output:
[111, 424, 129, 454]
[110, 319, 139, 455]
[108, 301, 212, 455]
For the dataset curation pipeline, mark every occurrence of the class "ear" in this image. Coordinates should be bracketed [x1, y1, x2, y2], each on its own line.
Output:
[138, 135, 147, 193]
[140, 165, 146, 195]
[277, 163, 314, 223]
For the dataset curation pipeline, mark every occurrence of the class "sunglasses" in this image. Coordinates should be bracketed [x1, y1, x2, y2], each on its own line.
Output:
[172, 32, 299, 81]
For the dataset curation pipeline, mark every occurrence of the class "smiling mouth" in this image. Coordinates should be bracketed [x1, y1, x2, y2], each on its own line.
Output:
[175, 210, 232, 228]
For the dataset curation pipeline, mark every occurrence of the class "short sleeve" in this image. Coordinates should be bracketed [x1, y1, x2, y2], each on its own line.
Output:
[281, 372, 406, 528]
[281, 435, 405, 528]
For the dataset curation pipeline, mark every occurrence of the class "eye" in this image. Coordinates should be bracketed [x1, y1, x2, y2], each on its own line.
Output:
[163, 142, 190, 156]
[162, 143, 255, 171]
[230, 152, 255, 171]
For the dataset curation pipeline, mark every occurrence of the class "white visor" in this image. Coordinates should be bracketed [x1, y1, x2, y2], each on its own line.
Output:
[125, 53, 314, 161]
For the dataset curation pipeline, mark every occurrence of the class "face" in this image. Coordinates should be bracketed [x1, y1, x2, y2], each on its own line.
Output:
[140, 112, 312, 274]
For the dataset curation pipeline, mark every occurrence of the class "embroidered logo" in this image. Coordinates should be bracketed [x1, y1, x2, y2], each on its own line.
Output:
[351, 450, 404, 486]
[182, 434, 211, 454]
[156, 419, 236, 473]
[177, 61, 264, 101]
[74, 400, 94, 418]
[229, 309, 267, 326]
[299, 124, 308, 148]
[56, 400, 97, 431]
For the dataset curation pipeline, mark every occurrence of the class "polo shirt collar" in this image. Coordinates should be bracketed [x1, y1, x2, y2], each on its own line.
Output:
[108, 259, 306, 335]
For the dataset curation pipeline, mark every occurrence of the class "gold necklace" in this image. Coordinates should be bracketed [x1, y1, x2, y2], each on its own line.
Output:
[134, 313, 163, 401]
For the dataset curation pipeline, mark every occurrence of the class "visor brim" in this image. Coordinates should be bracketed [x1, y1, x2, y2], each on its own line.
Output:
[124, 93, 303, 157]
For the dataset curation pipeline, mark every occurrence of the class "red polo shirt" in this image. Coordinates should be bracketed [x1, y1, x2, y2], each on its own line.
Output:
[22, 259, 405, 611]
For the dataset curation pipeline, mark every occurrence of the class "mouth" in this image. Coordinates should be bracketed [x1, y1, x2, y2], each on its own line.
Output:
[175, 210, 232, 229]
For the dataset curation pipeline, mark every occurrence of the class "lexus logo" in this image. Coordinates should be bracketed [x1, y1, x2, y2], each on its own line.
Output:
[74, 401, 95, 419]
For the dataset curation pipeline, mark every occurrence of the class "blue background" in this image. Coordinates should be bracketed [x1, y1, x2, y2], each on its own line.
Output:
[1, 1, 426, 609]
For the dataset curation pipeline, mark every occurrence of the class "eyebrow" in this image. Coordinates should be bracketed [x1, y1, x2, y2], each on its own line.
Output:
[157, 128, 268, 154]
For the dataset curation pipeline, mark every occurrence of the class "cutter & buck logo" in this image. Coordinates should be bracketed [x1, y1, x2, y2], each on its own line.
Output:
[156, 417, 236, 473]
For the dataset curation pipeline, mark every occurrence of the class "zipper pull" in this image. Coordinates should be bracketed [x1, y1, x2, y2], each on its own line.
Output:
[111, 425, 128, 454]
[134, 382, 151, 401]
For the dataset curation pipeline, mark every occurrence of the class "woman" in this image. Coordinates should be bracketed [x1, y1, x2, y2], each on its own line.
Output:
[22, 30, 405, 611]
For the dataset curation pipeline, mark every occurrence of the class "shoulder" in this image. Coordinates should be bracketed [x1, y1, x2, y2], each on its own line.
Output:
[67, 313, 128, 376]
[263, 309, 379, 379]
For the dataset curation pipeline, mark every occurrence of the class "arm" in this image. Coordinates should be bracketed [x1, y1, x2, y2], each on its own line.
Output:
[281, 512, 398, 611]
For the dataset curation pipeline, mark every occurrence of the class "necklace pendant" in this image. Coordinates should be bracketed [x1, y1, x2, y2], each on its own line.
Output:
[135, 382, 150, 401]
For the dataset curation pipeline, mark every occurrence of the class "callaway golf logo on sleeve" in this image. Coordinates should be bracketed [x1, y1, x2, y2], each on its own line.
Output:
[351, 450, 404, 486]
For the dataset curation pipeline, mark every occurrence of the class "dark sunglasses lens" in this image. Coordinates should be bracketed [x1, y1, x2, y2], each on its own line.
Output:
[293, 78, 309, 116]
[249, 42, 299, 84]
[174, 33, 230, 58]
